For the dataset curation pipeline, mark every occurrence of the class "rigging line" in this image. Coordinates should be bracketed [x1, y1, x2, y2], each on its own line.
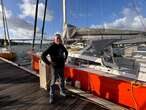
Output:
[40, 0, 48, 50]
[69, 0, 77, 20]
[86, 0, 89, 27]
[69, 0, 72, 17]
[61, 0, 63, 30]
[1, 0, 7, 48]
[86, 0, 89, 37]
[132, 0, 146, 30]
[99, 0, 104, 40]
[32, 0, 39, 50]
[2, 0, 11, 50]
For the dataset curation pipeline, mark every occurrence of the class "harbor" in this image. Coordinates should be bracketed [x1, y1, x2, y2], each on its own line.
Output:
[1, 0, 146, 110]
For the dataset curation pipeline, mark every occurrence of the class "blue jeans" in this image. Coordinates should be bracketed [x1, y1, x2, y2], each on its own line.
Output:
[50, 66, 65, 95]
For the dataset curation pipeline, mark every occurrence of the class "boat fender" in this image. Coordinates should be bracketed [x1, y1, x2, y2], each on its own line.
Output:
[75, 80, 81, 89]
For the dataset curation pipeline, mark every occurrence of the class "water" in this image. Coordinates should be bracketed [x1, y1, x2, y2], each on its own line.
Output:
[11, 44, 49, 69]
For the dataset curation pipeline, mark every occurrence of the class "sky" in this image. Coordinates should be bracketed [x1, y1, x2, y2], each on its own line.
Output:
[0, 0, 146, 40]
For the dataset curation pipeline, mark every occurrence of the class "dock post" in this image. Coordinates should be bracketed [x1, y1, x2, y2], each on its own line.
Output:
[39, 59, 52, 90]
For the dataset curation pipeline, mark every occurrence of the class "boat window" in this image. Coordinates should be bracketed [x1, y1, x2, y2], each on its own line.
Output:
[68, 56, 101, 67]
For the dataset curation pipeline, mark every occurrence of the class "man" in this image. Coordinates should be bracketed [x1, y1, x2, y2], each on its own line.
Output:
[41, 34, 68, 104]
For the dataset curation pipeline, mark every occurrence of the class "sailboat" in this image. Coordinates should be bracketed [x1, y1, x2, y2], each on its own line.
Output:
[31, 0, 146, 109]
[0, 0, 16, 60]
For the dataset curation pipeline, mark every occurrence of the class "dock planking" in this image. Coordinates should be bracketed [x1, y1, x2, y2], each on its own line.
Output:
[0, 60, 108, 110]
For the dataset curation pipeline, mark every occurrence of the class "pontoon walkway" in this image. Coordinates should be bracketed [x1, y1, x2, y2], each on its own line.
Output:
[0, 59, 108, 110]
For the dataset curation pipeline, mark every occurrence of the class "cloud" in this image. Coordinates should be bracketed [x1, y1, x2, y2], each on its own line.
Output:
[9, 28, 48, 40]
[19, 0, 53, 21]
[8, 16, 34, 30]
[0, 15, 46, 39]
[0, 8, 34, 39]
[91, 7, 146, 31]
[71, 13, 92, 18]
[0, 4, 45, 40]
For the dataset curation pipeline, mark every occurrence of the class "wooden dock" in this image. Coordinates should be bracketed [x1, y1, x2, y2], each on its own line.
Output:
[0, 60, 108, 110]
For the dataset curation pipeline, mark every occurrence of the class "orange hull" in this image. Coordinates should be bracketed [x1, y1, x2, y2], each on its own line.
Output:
[32, 54, 146, 110]
[0, 52, 16, 60]
[64, 66, 146, 110]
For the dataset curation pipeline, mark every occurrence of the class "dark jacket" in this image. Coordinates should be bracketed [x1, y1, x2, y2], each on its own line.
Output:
[41, 43, 68, 67]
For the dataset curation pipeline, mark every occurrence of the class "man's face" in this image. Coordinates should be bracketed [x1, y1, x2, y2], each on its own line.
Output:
[54, 36, 62, 45]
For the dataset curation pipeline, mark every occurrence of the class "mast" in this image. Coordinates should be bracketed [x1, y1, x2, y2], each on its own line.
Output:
[62, 0, 67, 43]
[40, 0, 48, 51]
[32, 0, 39, 50]
[2, 0, 11, 50]
[1, 0, 7, 47]
[1, 0, 11, 50]
[63, 0, 67, 28]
